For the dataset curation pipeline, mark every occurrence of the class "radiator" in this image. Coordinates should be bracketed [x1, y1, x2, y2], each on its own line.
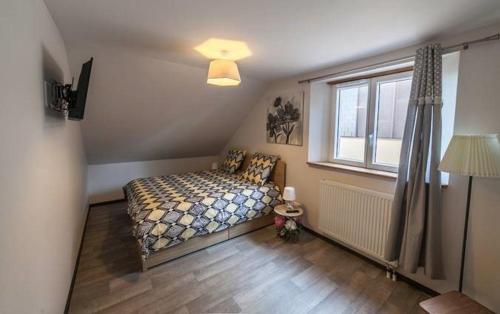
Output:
[319, 179, 394, 263]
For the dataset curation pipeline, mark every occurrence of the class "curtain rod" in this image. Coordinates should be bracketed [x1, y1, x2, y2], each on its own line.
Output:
[298, 33, 500, 84]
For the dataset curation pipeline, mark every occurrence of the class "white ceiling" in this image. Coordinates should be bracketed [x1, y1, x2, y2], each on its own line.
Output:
[44, 0, 500, 164]
[45, 0, 500, 80]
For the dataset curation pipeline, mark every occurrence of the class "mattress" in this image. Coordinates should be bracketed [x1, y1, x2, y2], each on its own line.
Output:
[124, 170, 282, 259]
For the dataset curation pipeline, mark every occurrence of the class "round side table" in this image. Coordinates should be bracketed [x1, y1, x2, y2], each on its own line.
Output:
[273, 203, 304, 241]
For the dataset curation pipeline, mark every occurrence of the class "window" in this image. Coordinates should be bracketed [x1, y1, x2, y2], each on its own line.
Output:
[334, 81, 368, 163]
[331, 71, 413, 172]
[308, 53, 459, 180]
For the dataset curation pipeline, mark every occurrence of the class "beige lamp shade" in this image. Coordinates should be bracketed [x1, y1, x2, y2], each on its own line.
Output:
[283, 186, 296, 201]
[438, 134, 500, 177]
[207, 59, 241, 86]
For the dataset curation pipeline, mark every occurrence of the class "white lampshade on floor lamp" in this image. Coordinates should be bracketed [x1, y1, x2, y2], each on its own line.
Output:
[438, 134, 500, 292]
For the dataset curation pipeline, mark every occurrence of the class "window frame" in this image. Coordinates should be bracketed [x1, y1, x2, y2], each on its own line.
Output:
[331, 79, 370, 168]
[329, 70, 414, 173]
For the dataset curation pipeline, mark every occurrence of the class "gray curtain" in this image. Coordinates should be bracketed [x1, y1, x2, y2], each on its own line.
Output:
[384, 44, 444, 279]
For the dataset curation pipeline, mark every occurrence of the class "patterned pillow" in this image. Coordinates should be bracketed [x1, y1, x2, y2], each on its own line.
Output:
[222, 149, 247, 174]
[241, 153, 279, 185]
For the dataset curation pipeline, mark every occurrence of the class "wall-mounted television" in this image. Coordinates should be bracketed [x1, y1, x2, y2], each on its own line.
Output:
[44, 57, 93, 120]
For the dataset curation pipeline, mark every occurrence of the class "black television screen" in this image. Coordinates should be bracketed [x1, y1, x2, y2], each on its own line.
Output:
[68, 57, 93, 120]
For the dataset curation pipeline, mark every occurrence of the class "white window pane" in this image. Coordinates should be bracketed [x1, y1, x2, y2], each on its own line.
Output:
[374, 78, 411, 166]
[336, 84, 368, 162]
[375, 139, 403, 165]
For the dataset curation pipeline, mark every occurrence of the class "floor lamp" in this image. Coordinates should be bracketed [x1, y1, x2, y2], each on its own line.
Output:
[438, 134, 500, 293]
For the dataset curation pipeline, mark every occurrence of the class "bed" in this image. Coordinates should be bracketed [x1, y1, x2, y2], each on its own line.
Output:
[123, 155, 286, 271]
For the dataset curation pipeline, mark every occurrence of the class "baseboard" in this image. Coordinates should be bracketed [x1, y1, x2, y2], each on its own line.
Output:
[64, 205, 92, 314]
[89, 198, 125, 207]
[302, 226, 439, 297]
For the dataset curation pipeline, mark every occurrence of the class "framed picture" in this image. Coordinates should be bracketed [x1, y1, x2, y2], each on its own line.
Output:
[266, 91, 304, 146]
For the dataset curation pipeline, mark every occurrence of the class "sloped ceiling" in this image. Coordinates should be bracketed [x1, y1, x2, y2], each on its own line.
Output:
[44, 0, 500, 164]
[68, 45, 265, 164]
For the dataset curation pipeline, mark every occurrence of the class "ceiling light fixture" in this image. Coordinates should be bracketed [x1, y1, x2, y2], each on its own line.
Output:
[195, 38, 251, 87]
[194, 39, 252, 60]
[207, 59, 241, 86]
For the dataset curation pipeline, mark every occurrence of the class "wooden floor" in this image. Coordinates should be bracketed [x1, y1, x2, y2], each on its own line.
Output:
[69, 201, 430, 314]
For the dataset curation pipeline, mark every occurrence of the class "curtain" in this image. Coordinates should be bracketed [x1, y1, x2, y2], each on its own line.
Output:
[384, 44, 444, 279]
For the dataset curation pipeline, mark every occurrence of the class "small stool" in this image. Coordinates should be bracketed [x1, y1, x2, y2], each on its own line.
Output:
[419, 291, 493, 314]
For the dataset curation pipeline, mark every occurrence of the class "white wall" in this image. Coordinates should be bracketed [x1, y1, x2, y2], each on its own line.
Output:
[87, 156, 220, 204]
[450, 36, 500, 309]
[222, 22, 500, 312]
[0, 1, 87, 313]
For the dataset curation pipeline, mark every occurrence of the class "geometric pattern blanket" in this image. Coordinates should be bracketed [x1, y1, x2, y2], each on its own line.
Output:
[123, 170, 282, 260]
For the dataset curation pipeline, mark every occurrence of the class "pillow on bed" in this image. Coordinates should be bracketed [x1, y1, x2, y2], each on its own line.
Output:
[221, 149, 247, 174]
[241, 152, 279, 185]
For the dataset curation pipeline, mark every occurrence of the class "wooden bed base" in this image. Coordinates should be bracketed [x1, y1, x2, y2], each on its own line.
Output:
[139, 214, 275, 271]
[138, 157, 286, 271]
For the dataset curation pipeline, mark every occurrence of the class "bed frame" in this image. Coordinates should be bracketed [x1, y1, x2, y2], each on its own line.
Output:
[138, 157, 286, 271]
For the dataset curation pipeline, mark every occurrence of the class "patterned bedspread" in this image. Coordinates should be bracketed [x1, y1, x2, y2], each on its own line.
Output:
[124, 170, 282, 259]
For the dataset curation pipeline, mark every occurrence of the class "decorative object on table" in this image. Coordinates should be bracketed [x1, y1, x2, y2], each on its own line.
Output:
[211, 162, 218, 170]
[266, 91, 304, 146]
[274, 203, 304, 241]
[282, 186, 296, 210]
[438, 133, 500, 292]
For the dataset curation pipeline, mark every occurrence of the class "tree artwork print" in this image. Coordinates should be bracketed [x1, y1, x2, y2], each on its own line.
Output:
[266, 92, 303, 146]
